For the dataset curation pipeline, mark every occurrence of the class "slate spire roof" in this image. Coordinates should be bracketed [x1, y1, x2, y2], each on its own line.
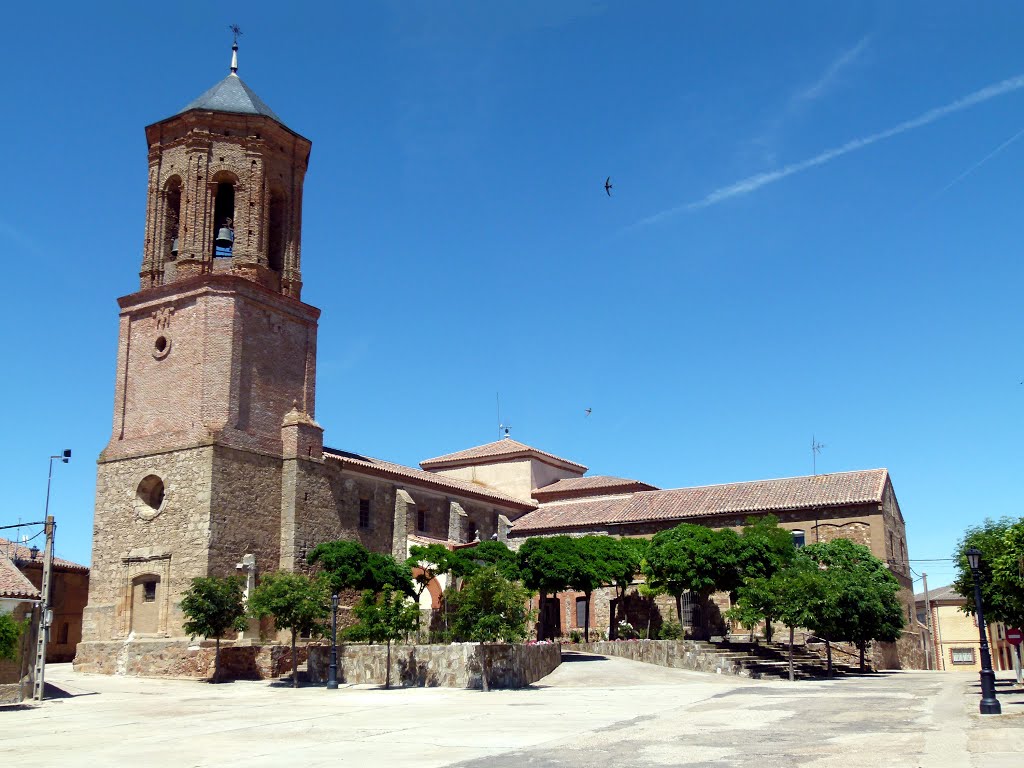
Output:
[177, 42, 285, 125]
[179, 73, 283, 123]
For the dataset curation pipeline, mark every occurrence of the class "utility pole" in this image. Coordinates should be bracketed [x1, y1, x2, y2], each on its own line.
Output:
[32, 515, 55, 702]
[921, 572, 933, 671]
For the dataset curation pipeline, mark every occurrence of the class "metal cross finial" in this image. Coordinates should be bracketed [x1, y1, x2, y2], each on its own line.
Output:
[229, 24, 243, 73]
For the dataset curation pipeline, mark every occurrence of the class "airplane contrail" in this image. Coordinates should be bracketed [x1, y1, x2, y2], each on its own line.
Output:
[637, 73, 1024, 225]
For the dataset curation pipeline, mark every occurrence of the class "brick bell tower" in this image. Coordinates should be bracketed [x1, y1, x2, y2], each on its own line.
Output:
[79, 40, 325, 659]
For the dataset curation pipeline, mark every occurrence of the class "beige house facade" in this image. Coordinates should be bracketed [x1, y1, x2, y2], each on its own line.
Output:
[915, 585, 1019, 673]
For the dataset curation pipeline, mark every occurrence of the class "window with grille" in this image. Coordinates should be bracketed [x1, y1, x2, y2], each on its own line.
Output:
[417, 509, 426, 532]
[143, 581, 157, 603]
[359, 498, 370, 529]
[950, 647, 975, 665]
[791, 530, 806, 548]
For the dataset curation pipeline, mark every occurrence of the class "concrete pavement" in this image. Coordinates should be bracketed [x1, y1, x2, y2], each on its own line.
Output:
[1, 653, 1020, 767]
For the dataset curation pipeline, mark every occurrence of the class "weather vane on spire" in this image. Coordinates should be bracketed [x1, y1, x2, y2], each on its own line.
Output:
[229, 24, 243, 74]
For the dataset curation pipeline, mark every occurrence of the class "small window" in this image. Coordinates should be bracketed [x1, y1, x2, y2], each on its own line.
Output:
[58, 622, 69, 644]
[359, 498, 370, 529]
[950, 647, 975, 665]
[417, 509, 426, 532]
[791, 530, 806, 548]
[575, 597, 587, 628]
[143, 581, 157, 603]
[467, 522, 478, 541]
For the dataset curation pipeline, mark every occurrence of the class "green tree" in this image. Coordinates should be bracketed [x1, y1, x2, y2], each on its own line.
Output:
[771, 557, 829, 681]
[466, 540, 519, 581]
[446, 566, 534, 691]
[643, 524, 741, 630]
[727, 576, 781, 643]
[567, 536, 609, 642]
[802, 539, 905, 674]
[517, 536, 576, 640]
[952, 517, 1024, 629]
[308, 540, 414, 597]
[599, 537, 648, 639]
[179, 575, 248, 683]
[737, 515, 796, 580]
[248, 571, 330, 687]
[0, 613, 26, 662]
[351, 586, 420, 689]
[406, 542, 455, 631]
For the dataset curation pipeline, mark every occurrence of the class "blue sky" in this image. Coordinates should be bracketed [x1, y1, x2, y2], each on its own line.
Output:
[1, 2, 1021, 590]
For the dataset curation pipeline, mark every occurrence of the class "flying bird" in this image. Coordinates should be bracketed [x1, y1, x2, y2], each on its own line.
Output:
[585, 408, 592, 417]
[604, 177, 613, 196]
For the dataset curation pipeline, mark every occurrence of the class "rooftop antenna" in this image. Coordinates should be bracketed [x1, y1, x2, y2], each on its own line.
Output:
[811, 435, 825, 475]
[496, 392, 501, 440]
[229, 24, 243, 74]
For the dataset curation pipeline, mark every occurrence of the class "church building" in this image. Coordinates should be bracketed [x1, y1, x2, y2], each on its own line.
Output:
[76, 47, 918, 672]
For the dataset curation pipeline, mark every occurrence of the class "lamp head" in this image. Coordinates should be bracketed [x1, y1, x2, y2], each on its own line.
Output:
[331, 593, 339, 610]
[62, 449, 71, 463]
[29, 544, 39, 561]
[966, 547, 982, 571]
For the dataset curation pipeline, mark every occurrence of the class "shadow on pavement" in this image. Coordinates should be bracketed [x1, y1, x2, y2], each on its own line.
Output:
[560, 652, 608, 663]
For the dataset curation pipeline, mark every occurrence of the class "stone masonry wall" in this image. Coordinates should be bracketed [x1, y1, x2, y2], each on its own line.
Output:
[307, 642, 561, 689]
[85, 446, 214, 643]
[74, 638, 302, 679]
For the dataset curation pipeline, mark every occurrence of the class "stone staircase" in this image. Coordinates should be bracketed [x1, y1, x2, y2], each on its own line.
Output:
[571, 638, 864, 681]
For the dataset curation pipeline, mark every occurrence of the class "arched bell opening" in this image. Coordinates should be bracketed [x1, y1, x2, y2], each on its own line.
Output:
[213, 180, 236, 258]
[164, 177, 182, 260]
[267, 187, 285, 272]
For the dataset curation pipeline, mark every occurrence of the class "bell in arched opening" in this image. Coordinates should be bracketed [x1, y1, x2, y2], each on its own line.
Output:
[215, 224, 234, 249]
[170, 237, 179, 257]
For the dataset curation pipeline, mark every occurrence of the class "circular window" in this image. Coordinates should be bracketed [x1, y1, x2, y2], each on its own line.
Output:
[137, 475, 165, 515]
[153, 335, 171, 359]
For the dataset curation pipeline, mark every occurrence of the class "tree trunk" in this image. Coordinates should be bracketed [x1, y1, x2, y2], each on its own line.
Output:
[859, 641, 866, 673]
[609, 595, 617, 640]
[291, 630, 298, 688]
[675, 593, 683, 624]
[765, 617, 774, 645]
[480, 643, 490, 692]
[537, 593, 546, 641]
[584, 591, 591, 642]
[788, 626, 795, 682]
[825, 639, 833, 677]
[214, 636, 221, 684]
[385, 639, 392, 689]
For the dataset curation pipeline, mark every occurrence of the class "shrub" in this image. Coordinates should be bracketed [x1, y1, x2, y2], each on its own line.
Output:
[0, 613, 26, 661]
[658, 620, 684, 640]
[569, 630, 583, 643]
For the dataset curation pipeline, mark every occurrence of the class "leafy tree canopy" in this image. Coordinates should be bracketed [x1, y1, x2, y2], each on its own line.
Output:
[737, 515, 796, 580]
[643, 523, 742, 598]
[180, 576, 248, 640]
[466, 540, 519, 581]
[248, 571, 330, 639]
[0, 613, 26, 661]
[308, 540, 414, 597]
[447, 566, 534, 644]
[350, 586, 419, 645]
[517, 536, 577, 594]
[952, 517, 1024, 628]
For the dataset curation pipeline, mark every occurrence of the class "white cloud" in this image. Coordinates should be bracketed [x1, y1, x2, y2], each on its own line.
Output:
[637, 73, 1024, 224]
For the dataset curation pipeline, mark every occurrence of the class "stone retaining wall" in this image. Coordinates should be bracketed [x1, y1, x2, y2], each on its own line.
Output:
[307, 642, 561, 689]
[74, 639, 302, 680]
[572, 639, 754, 677]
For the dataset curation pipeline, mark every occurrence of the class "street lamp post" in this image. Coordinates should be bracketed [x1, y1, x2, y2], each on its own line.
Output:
[34, 448, 71, 702]
[327, 593, 339, 690]
[966, 547, 1001, 715]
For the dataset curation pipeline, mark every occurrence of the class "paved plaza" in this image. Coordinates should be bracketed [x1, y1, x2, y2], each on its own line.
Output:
[2, 653, 1022, 768]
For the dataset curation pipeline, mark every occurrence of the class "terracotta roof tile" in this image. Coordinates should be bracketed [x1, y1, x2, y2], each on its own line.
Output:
[512, 469, 889, 534]
[0, 537, 89, 572]
[420, 438, 588, 472]
[0, 556, 39, 600]
[323, 449, 536, 510]
[532, 475, 658, 502]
